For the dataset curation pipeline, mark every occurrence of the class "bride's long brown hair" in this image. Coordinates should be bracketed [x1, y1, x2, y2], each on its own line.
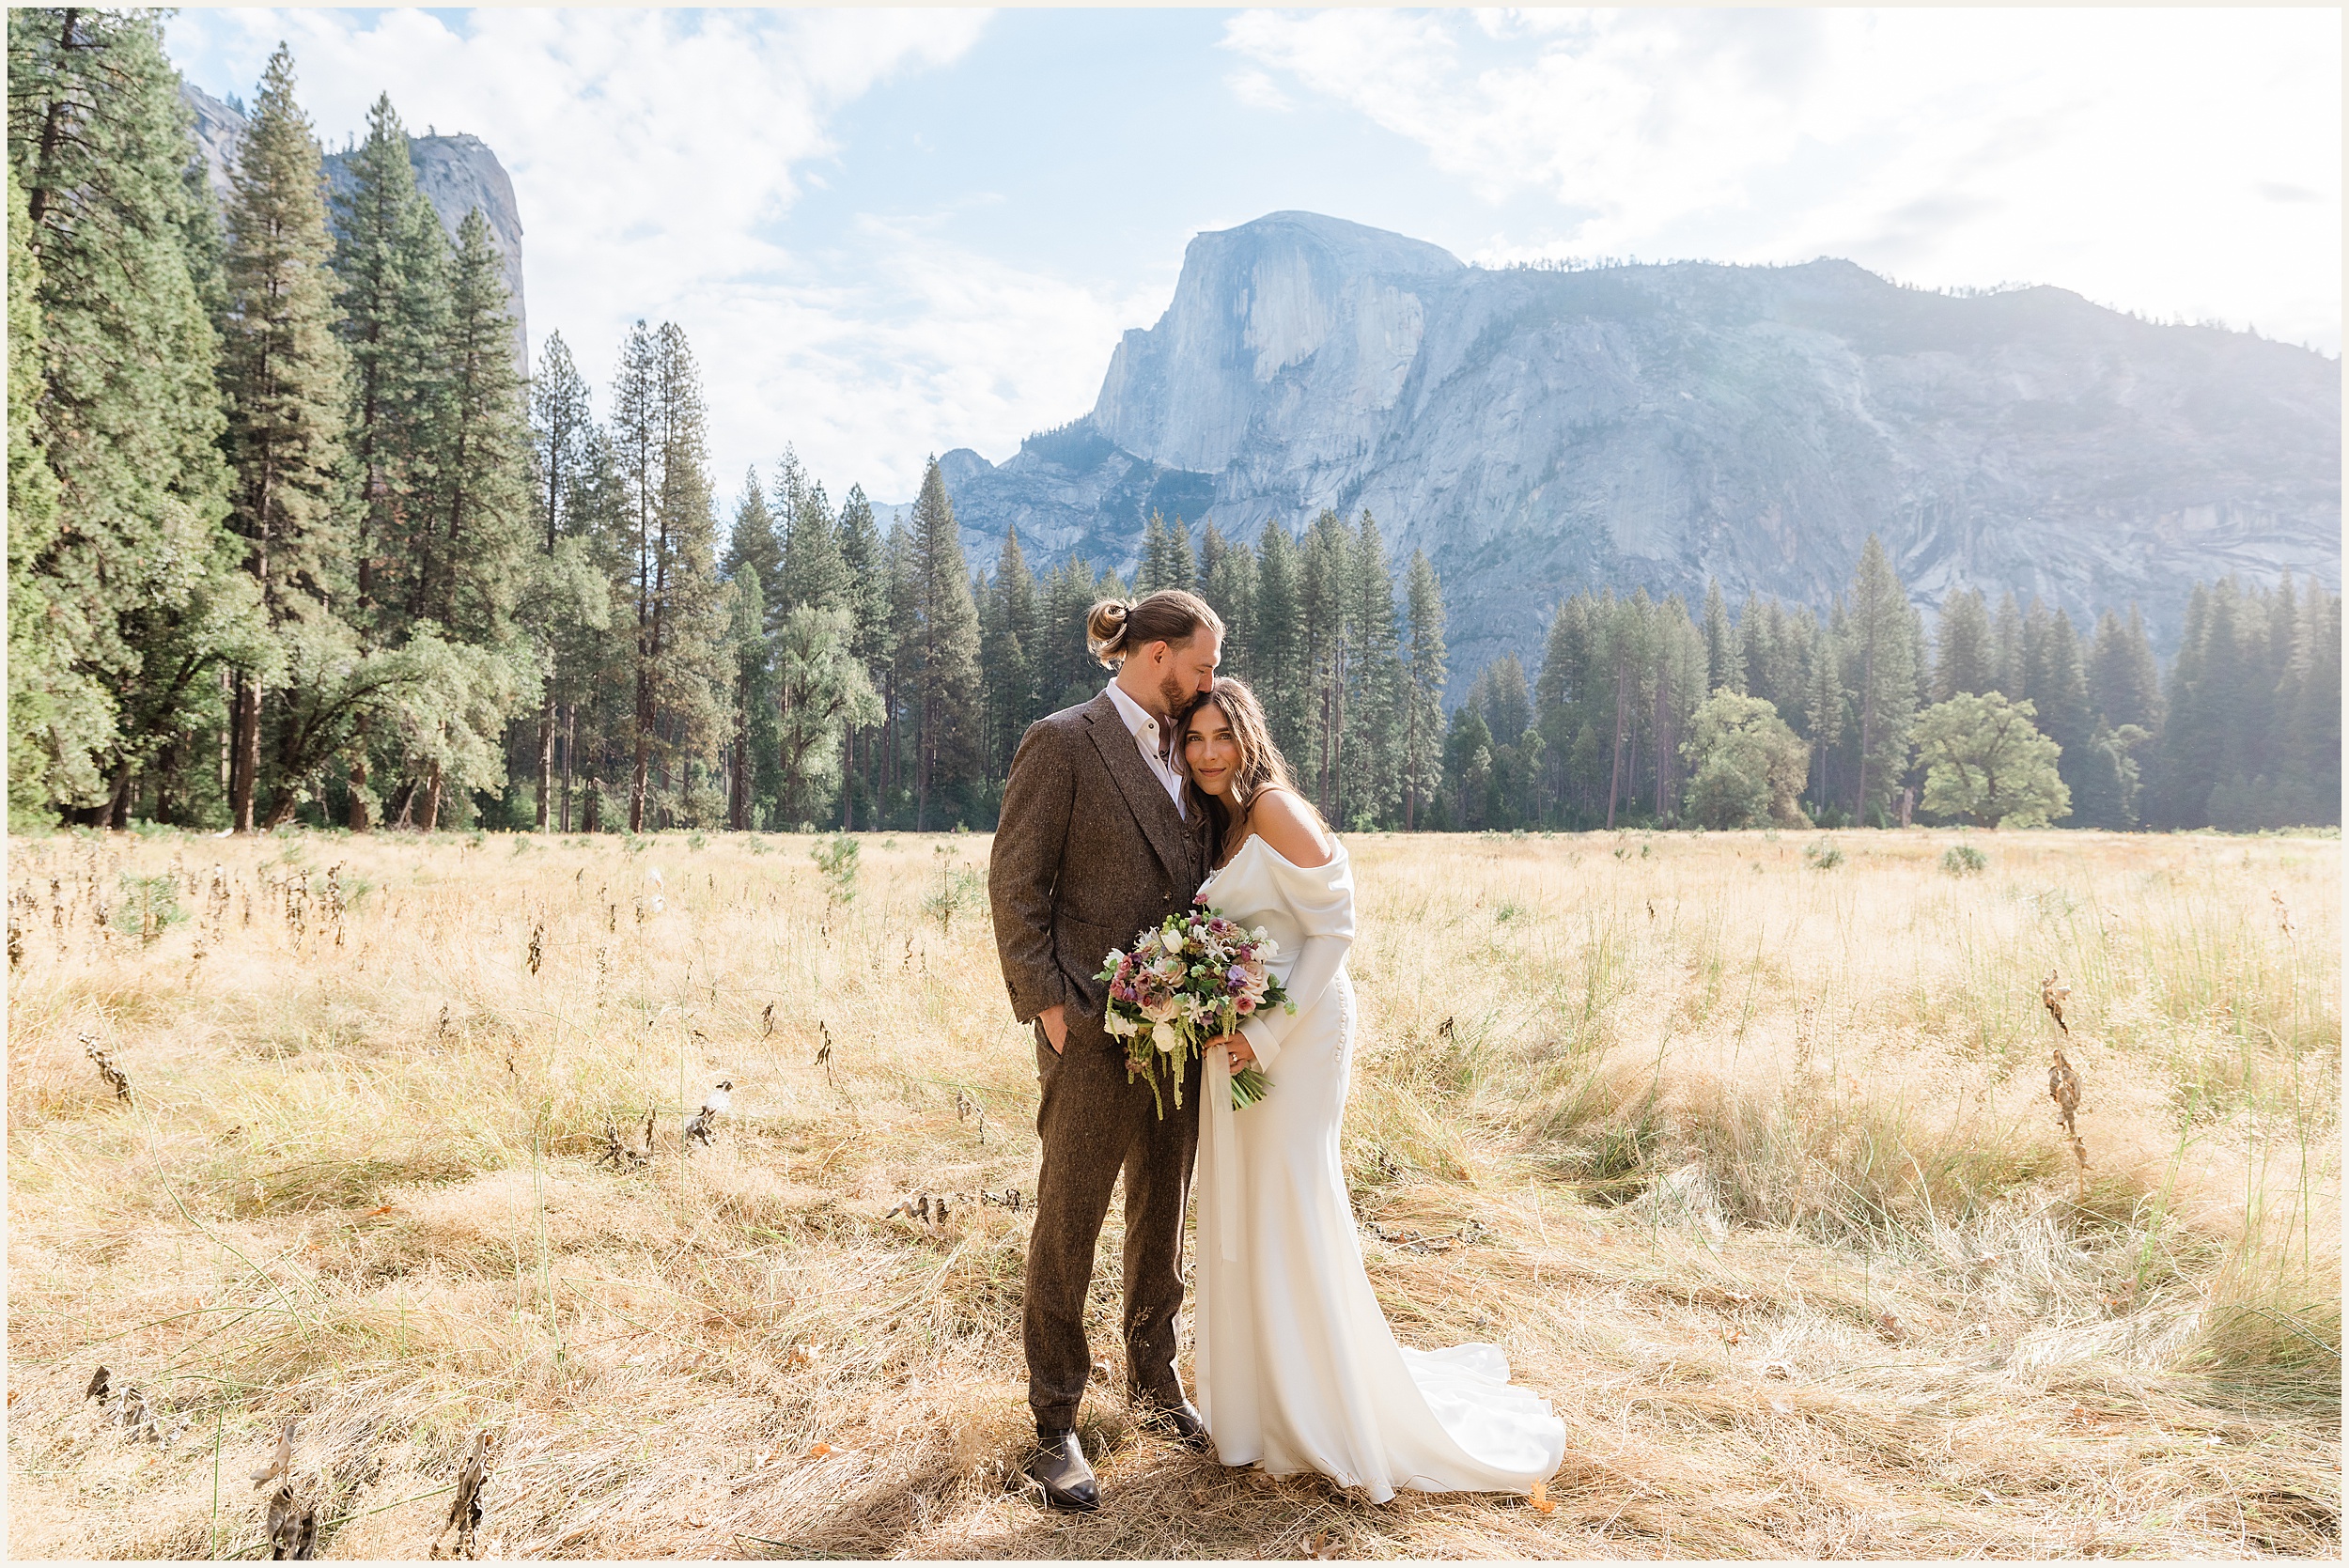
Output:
[1179, 677, 1324, 843]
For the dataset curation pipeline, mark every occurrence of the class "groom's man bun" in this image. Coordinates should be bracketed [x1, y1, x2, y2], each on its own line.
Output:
[1086, 589, 1222, 670]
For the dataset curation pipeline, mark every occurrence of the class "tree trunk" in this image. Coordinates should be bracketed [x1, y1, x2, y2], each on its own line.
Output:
[23, 10, 81, 238]
[1606, 660, 1629, 831]
[261, 786, 303, 831]
[104, 760, 133, 830]
[915, 680, 932, 832]
[348, 713, 373, 832]
[155, 733, 180, 826]
[842, 725, 856, 831]
[230, 672, 261, 833]
[536, 697, 554, 831]
[419, 759, 444, 833]
[1653, 674, 1669, 820]
[1856, 643, 1875, 821]
[630, 667, 652, 834]
[729, 693, 749, 831]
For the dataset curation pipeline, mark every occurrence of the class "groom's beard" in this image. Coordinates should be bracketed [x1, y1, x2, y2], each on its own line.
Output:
[1156, 674, 1194, 761]
[1156, 673, 1193, 728]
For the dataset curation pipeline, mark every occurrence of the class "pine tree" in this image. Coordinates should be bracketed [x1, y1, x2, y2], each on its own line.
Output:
[1533, 594, 1595, 824]
[1134, 511, 1171, 596]
[1845, 536, 1916, 824]
[1135, 510, 1194, 597]
[611, 320, 725, 830]
[2291, 590, 2342, 823]
[1933, 586, 1993, 700]
[420, 209, 528, 636]
[1399, 551, 1447, 831]
[8, 170, 65, 829]
[1701, 579, 1744, 695]
[722, 468, 784, 622]
[1442, 702, 1493, 831]
[1164, 514, 1195, 595]
[1197, 522, 1256, 681]
[1651, 599, 1707, 822]
[353, 206, 530, 831]
[722, 571, 767, 827]
[2090, 605, 2162, 733]
[1803, 609, 1847, 815]
[2021, 601, 2091, 823]
[1253, 524, 1307, 766]
[1481, 654, 1532, 742]
[782, 471, 851, 613]
[525, 334, 612, 830]
[1735, 596, 1775, 716]
[833, 483, 886, 825]
[2196, 583, 2262, 825]
[910, 458, 983, 828]
[1334, 513, 1403, 828]
[218, 44, 352, 831]
[2152, 583, 2216, 827]
[773, 604, 882, 824]
[1990, 591, 2025, 697]
[8, 8, 249, 822]
[334, 92, 447, 651]
[1299, 510, 1354, 819]
[1603, 593, 1654, 829]
[981, 526, 1040, 781]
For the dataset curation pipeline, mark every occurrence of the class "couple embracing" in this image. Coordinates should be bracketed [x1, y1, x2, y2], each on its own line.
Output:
[988, 588, 1566, 1512]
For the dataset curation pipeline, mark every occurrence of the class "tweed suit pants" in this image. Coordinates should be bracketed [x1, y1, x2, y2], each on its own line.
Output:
[1024, 1015, 1203, 1433]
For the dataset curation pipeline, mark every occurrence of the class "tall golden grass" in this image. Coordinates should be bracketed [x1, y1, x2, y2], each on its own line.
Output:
[7, 825, 2338, 1559]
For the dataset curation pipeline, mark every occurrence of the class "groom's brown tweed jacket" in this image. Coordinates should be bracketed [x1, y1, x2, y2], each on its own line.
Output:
[988, 690, 1213, 1430]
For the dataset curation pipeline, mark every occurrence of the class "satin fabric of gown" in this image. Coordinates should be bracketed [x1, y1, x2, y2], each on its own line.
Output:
[1192, 835, 1566, 1502]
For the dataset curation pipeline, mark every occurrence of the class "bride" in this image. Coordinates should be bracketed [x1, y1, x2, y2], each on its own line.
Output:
[1177, 677, 1566, 1501]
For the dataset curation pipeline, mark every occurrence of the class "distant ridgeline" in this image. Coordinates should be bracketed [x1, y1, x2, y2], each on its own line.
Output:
[7, 17, 2338, 839]
[933, 212, 2340, 687]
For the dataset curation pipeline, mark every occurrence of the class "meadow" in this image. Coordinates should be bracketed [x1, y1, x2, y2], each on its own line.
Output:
[6, 824, 2339, 1560]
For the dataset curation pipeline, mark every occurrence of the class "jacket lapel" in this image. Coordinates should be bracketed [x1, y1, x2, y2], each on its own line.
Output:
[1084, 693, 1190, 884]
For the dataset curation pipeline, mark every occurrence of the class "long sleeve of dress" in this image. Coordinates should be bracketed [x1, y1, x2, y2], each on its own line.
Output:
[1237, 849, 1354, 1074]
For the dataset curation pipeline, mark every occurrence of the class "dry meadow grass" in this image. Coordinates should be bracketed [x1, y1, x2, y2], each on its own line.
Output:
[6, 824, 2339, 1560]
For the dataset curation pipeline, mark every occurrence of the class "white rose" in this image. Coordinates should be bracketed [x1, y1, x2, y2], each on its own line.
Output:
[1106, 1014, 1138, 1038]
[1151, 1021, 1178, 1053]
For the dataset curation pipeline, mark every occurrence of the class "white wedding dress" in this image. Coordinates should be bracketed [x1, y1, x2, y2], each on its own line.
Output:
[1192, 834, 1566, 1501]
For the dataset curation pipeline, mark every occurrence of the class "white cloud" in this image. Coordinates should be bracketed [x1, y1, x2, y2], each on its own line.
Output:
[680, 215, 1168, 510]
[1223, 8, 2341, 350]
[1225, 68, 1296, 113]
[167, 8, 1148, 501]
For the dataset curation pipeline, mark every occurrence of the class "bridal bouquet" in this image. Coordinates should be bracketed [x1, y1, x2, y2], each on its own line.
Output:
[1097, 895, 1288, 1116]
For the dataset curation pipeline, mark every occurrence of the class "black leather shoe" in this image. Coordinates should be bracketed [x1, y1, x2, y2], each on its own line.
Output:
[1135, 1392, 1210, 1450]
[1026, 1429, 1098, 1512]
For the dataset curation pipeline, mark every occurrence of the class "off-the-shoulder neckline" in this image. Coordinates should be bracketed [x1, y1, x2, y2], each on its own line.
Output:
[1213, 831, 1345, 876]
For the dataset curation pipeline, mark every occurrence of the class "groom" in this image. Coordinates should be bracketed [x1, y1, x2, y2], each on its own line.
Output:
[988, 587, 1225, 1512]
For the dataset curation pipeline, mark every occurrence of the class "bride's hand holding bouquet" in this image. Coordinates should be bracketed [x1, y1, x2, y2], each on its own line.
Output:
[1097, 893, 1285, 1114]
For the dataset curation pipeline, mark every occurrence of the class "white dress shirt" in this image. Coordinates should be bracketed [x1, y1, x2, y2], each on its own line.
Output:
[1104, 680, 1187, 819]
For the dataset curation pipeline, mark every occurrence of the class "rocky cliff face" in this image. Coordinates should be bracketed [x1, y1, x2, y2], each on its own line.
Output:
[179, 83, 528, 378]
[940, 210, 2340, 685]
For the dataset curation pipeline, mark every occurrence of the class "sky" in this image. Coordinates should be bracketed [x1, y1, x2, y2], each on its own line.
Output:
[164, 7, 2342, 509]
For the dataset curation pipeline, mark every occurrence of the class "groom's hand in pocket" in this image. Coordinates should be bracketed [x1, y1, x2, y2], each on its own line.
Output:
[1039, 1004, 1068, 1055]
